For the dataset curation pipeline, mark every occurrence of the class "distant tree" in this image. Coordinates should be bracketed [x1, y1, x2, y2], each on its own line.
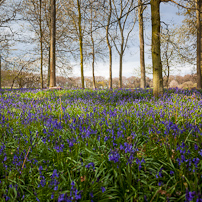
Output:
[111, 0, 137, 88]
[169, 80, 179, 88]
[105, 0, 113, 89]
[0, 0, 20, 89]
[196, 0, 202, 88]
[49, 0, 56, 87]
[138, 0, 146, 88]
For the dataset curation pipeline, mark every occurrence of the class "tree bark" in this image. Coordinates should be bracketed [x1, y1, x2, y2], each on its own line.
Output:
[49, 0, 56, 87]
[138, 0, 146, 88]
[196, 0, 202, 89]
[90, 5, 96, 89]
[48, 46, 50, 87]
[119, 50, 123, 88]
[119, 28, 124, 89]
[39, 0, 43, 89]
[77, 0, 84, 89]
[151, 0, 163, 97]
[106, 0, 112, 89]
[0, 55, 1, 89]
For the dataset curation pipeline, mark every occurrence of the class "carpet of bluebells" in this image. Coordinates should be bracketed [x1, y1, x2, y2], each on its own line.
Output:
[0, 88, 202, 202]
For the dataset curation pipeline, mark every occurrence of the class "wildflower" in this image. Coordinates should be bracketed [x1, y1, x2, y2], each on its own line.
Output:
[194, 144, 198, 150]
[158, 181, 163, 186]
[85, 162, 95, 170]
[108, 150, 120, 163]
[170, 170, 174, 175]
[101, 187, 106, 193]
[40, 177, 46, 187]
[74, 189, 81, 200]
[58, 194, 65, 202]
[51, 193, 54, 199]
[52, 169, 59, 178]
[185, 189, 196, 202]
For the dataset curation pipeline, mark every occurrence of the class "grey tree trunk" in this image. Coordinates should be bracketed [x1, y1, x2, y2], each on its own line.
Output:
[0, 55, 1, 89]
[48, 46, 50, 87]
[119, 29, 124, 89]
[49, 0, 56, 87]
[39, 0, 43, 89]
[138, 0, 146, 88]
[196, 0, 202, 89]
[77, 0, 84, 89]
[106, 0, 112, 89]
[151, 0, 163, 97]
[90, 5, 96, 89]
[119, 49, 123, 88]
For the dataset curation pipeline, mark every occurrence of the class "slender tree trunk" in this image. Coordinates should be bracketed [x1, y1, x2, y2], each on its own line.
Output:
[48, 46, 50, 87]
[47, 3, 51, 88]
[77, 0, 84, 89]
[151, 0, 163, 97]
[108, 46, 112, 89]
[91, 41, 95, 89]
[92, 51, 95, 89]
[0, 55, 1, 89]
[49, 0, 56, 87]
[119, 51, 123, 88]
[196, 0, 202, 89]
[39, 0, 43, 89]
[166, 56, 170, 88]
[106, 0, 112, 89]
[90, 6, 96, 89]
[119, 32, 124, 89]
[138, 0, 146, 88]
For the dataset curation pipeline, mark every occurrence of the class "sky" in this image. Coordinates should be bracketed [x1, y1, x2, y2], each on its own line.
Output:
[71, 2, 192, 79]
[2, 1, 194, 79]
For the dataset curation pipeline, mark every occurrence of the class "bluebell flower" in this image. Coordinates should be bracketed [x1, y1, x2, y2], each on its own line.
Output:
[90, 192, 93, 198]
[108, 150, 120, 163]
[52, 169, 59, 178]
[40, 177, 46, 187]
[101, 187, 106, 193]
[194, 144, 198, 150]
[86, 162, 95, 170]
[51, 193, 54, 199]
[58, 194, 65, 202]
[158, 181, 163, 186]
[185, 189, 196, 202]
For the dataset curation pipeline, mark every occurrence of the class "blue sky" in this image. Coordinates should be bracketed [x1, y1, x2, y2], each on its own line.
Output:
[75, 2, 192, 79]
[5, 1, 193, 79]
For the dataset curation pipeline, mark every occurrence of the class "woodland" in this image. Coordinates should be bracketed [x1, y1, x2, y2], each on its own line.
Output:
[0, 0, 202, 202]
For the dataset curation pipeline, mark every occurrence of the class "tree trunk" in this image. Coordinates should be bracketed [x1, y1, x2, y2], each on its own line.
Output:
[138, 0, 146, 88]
[106, 0, 112, 89]
[166, 54, 170, 88]
[151, 0, 163, 97]
[119, 52, 123, 88]
[90, 5, 96, 89]
[39, 0, 43, 89]
[119, 31, 124, 89]
[196, 0, 202, 89]
[77, 0, 84, 89]
[48, 46, 50, 87]
[49, 0, 56, 87]
[0, 55, 1, 89]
